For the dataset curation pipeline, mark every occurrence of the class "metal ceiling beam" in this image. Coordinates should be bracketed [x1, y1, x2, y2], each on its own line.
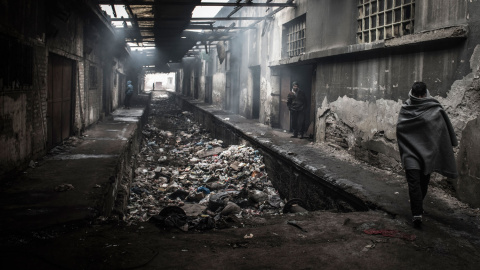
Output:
[122, 0, 143, 44]
[119, 26, 255, 31]
[110, 0, 117, 17]
[110, 17, 272, 21]
[227, 0, 244, 18]
[98, 1, 296, 7]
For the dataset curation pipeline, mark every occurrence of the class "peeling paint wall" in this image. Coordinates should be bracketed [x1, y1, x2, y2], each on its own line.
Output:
[0, 1, 130, 177]
[212, 73, 226, 106]
[176, 0, 480, 206]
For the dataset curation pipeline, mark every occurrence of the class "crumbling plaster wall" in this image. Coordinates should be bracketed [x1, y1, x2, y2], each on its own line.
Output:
[212, 72, 226, 106]
[314, 43, 477, 171]
[311, 0, 474, 171]
[451, 44, 480, 208]
[232, 0, 307, 123]
[198, 60, 206, 102]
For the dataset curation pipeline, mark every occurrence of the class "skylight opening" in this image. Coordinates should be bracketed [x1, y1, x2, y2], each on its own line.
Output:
[100, 5, 132, 27]
[192, 0, 229, 18]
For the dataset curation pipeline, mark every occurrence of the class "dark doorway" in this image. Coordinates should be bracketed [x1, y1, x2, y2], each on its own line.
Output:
[225, 71, 232, 111]
[251, 66, 261, 119]
[194, 73, 199, 99]
[279, 71, 291, 131]
[102, 64, 112, 114]
[279, 65, 313, 133]
[205, 76, 212, 103]
[47, 54, 74, 150]
[119, 73, 125, 107]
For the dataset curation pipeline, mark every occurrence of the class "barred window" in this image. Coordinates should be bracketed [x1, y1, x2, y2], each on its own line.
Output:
[285, 15, 306, 58]
[0, 35, 33, 91]
[357, 0, 415, 43]
[89, 65, 98, 89]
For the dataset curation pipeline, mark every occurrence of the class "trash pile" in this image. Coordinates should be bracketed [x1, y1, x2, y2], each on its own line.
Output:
[125, 95, 285, 231]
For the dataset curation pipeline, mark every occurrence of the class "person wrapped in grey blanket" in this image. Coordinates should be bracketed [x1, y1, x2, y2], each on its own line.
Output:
[396, 81, 458, 228]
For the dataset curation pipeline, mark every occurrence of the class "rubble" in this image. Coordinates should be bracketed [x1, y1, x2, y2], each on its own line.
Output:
[125, 95, 286, 230]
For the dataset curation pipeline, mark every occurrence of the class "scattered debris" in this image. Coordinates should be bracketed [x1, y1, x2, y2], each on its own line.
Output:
[283, 199, 308, 214]
[54, 184, 74, 192]
[244, 233, 254, 239]
[125, 95, 285, 230]
[363, 229, 416, 241]
[362, 244, 376, 252]
[287, 220, 308, 233]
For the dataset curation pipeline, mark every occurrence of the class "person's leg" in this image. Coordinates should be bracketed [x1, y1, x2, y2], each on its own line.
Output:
[405, 169, 424, 216]
[420, 173, 431, 200]
[291, 111, 299, 137]
[297, 110, 305, 138]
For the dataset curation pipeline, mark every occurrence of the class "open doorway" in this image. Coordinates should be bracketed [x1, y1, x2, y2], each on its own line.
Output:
[144, 73, 176, 91]
[279, 65, 313, 134]
[251, 66, 261, 119]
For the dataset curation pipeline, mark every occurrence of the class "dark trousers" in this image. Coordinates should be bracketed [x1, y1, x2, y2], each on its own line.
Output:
[125, 95, 132, 108]
[291, 110, 305, 136]
[405, 169, 431, 216]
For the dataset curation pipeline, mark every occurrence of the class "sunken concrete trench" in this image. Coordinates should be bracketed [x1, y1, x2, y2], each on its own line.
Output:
[173, 94, 370, 214]
[121, 91, 370, 231]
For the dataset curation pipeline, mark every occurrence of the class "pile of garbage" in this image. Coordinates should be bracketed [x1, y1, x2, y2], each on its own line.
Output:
[125, 95, 285, 231]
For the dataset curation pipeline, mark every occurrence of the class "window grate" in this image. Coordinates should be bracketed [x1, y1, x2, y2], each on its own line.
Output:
[0, 35, 33, 91]
[287, 16, 306, 57]
[357, 0, 415, 43]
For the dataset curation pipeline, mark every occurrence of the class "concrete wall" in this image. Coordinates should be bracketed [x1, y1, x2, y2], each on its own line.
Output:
[177, 0, 480, 207]
[0, 0, 131, 177]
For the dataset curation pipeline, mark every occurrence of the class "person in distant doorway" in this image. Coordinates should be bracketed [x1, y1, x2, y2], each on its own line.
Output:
[125, 80, 134, 109]
[152, 82, 155, 91]
[396, 81, 458, 229]
[287, 81, 307, 139]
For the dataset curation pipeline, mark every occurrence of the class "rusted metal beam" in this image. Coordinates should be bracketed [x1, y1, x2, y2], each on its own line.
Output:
[122, 0, 143, 44]
[98, 1, 296, 7]
[227, 0, 244, 18]
[110, 0, 117, 17]
[136, 26, 256, 30]
[110, 17, 272, 21]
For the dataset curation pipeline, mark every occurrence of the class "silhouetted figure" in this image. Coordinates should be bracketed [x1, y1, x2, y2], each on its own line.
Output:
[125, 80, 133, 109]
[396, 81, 458, 229]
[287, 81, 307, 139]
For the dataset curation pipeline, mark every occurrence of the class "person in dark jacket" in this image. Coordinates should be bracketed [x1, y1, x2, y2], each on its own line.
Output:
[396, 81, 458, 228]
[287, 81, 307, 138]
[125, 80, 134, 109]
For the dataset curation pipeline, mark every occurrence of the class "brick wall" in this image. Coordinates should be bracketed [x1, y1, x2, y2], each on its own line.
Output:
[0, 0, 131, 177]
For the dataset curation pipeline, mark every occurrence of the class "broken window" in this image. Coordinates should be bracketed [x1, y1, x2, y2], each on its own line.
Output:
[0, 35, 33, 91]
[283, 14, 306, 58]
[357, 0, 415, 43]
[89, 65, 98, 89]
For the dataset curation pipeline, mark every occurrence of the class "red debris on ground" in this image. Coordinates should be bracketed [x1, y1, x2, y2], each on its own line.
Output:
[363, 228, 417, 241]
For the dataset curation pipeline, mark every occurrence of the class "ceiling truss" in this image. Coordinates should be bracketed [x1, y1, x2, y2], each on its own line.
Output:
[99, 0, 296, 71]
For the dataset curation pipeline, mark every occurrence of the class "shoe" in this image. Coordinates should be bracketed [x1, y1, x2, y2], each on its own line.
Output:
[412, 215, 422, 229]
[290, 135, 298, 138]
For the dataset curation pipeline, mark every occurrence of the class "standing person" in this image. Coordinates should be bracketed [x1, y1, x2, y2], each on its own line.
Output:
[287, 81, 307, 139]
[396, 82, 458, 228]
[125, 80, 134, 109]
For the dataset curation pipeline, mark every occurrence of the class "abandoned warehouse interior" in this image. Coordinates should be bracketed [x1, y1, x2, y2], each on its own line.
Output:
[1, 0, 480, 268]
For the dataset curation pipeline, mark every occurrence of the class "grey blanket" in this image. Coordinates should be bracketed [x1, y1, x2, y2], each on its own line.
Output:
[396, 91, 458, 178]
